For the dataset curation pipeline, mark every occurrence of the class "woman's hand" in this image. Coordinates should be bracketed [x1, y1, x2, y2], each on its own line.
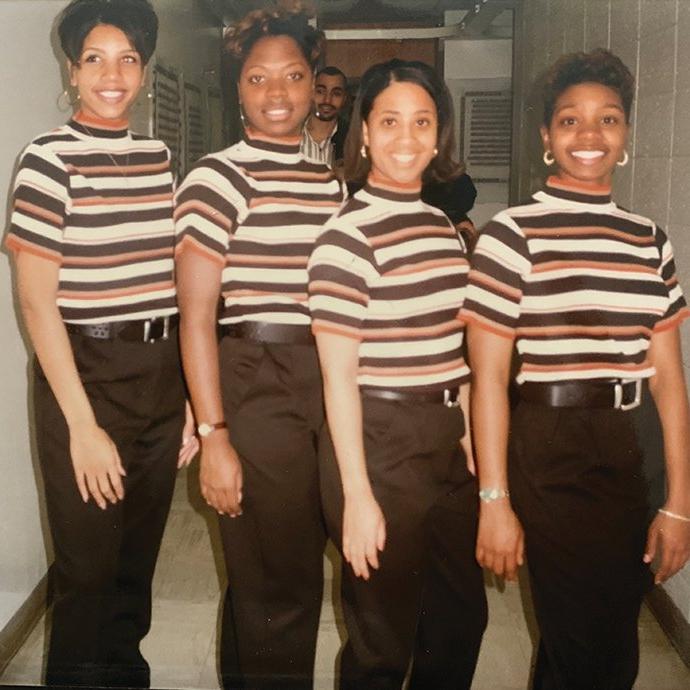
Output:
[69, 425, 126, 510]
[343, 491, 386, 580]
[177, 400, 200, 468]
[476, 501, 524, 581]
[199, 433, 243, 517]
[644, 511, 690, 584]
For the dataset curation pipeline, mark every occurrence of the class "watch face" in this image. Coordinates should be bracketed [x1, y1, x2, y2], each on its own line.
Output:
[198, 423, 212, 437]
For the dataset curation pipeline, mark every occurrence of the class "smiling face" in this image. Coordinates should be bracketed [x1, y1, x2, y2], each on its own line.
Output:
[238, 35, 313, 138]
[541, 81, 629, 188]
[363, 80, 437, 187]
[69, 23, 145, 122]
[314, 72, 346, 122]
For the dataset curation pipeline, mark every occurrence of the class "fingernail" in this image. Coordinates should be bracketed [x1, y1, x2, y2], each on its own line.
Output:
[643, 554, 651, 563]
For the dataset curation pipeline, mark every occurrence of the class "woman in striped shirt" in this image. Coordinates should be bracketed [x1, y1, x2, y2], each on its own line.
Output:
[174, 5, 342, 689]
[308, 59, 486, 689]
[462, 48, 690, 689]
[5, 1, 195, 686]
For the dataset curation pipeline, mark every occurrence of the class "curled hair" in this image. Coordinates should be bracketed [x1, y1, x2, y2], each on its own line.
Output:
[224, 1, 324, 70]
[344, 59, 462, 185]
[543, 48, 635, 126]
[58, 0, 158, 65]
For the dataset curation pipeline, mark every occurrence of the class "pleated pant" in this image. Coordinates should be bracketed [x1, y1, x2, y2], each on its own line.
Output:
[35, 332, 186, 688]
[216, 337, 327, 690]
[320, 396, 487, 690]
[509, 398, 654, 690]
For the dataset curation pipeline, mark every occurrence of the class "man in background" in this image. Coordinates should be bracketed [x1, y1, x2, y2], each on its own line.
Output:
[302, 66, 348, 171]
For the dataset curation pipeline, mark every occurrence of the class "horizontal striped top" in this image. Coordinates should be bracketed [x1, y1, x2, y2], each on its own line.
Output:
[5, 112, 177, 323]
[174, 132, 343, 325]
[308, 179, 470, 391]
[460, 176, 689, 383]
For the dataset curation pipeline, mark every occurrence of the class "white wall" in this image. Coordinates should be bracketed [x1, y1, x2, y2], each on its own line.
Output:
[513, 0, 690, 623]
[0, 0, 222, 633]
[444, 38, 513, 228]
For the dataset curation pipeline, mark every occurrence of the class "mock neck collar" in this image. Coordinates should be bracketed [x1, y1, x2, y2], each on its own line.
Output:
[541, 175, 613, 205]
[362, 172, 422, 203]
[243, 129, 302, 155]
[69, 111, 129, 139]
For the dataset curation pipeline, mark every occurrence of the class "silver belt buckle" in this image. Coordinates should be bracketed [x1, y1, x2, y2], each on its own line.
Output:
[143, 316, 170, 343]
[614, 378, 641, 411]
[443, 389, 460, 408]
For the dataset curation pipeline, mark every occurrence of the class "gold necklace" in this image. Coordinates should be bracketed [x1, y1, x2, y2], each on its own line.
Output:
[78, 120, 132, 185]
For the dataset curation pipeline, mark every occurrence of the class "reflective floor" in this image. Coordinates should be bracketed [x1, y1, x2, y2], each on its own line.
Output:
[3, 465, 689, 689]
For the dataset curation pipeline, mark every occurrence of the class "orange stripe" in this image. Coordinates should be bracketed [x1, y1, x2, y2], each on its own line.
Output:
[72, 192, 172, 207]
[245, 169, 333, 182]
[469, 270, 522, 301]
[64, 248, 171, 266]
[516, 324, 653, 337]
[228, 289, 308, 302]
[364, 321, 461, 340]
[523, 225, 654, 245]
[359, 358, 465, 377]
[369, 225, 454, 247]
[249, 196, 340, 209]
[66, 161, 169, 175]
[312, 320, 363, 341]
[5, 235, 62, 264]
[174, 199, 233, 232]
[653, 307, 690, 333]
[309, 280, 368, 303]
[230, 254, 307, 266]
[531, 260, 658, 275]
[521, 361, 648, 374]
[461, 312, 515, 340]
[58, 280, 174, 300]
[385, 257, 467, 277]
[174, 235, 226, 266]
[14, 199, 63, 226]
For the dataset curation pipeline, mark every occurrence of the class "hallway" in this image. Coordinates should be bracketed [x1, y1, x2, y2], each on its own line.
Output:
[2, 465, 689, 690]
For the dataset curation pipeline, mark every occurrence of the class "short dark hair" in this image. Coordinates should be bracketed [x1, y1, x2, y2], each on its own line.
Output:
[316, 65, 347, 86]
[344, 59, 461, 185]
[224, 1, 324, 71]
[543, 48, 635, 126]
[58, 0, 158, 65]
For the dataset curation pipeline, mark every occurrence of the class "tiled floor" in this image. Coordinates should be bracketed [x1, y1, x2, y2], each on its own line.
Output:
[3, 465, 690, 689]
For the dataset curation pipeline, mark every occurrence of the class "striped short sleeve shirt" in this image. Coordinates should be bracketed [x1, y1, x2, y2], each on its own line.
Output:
[308, 180, 470, 392]
[5, 113, 177, 323]
[174, 133, 343, 325]
[460, 177, 690, 383]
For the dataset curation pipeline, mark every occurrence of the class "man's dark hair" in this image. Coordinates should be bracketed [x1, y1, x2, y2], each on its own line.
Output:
[316, 65, 347, 86]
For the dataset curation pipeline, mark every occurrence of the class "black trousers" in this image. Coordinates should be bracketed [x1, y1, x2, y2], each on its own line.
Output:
[34, 332, 186, 688]
[320, 397, 486, 690]
[509, 399, 654, 690]
[217, 337, 326, 690]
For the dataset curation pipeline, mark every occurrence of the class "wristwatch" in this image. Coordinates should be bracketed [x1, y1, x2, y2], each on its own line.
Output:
[197, 421, 228, 438]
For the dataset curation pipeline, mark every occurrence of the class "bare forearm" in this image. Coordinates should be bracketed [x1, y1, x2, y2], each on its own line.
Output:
[472, 376, 510, 488]
[179, 313, 225, 425]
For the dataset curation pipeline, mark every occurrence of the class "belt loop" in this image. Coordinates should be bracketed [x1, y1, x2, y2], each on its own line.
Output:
[443, 389, 460, 408]
[618, 378, 642, 411]
[143, 319, 152, 343]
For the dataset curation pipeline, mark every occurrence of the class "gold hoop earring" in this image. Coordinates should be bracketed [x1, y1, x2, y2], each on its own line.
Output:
[617, 150, 629, 167]
[239, 104, 248, 129]
[360, 144, 367, 159]
[543, 150, 555, 166]
[57, 88, 79, 112]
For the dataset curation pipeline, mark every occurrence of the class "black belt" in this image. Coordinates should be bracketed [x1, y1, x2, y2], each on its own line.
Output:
[220, 321, 315, 345]
[361, 387, 461, 408]
[66, 314, 178, 343]
[518, 379, 643, 410]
